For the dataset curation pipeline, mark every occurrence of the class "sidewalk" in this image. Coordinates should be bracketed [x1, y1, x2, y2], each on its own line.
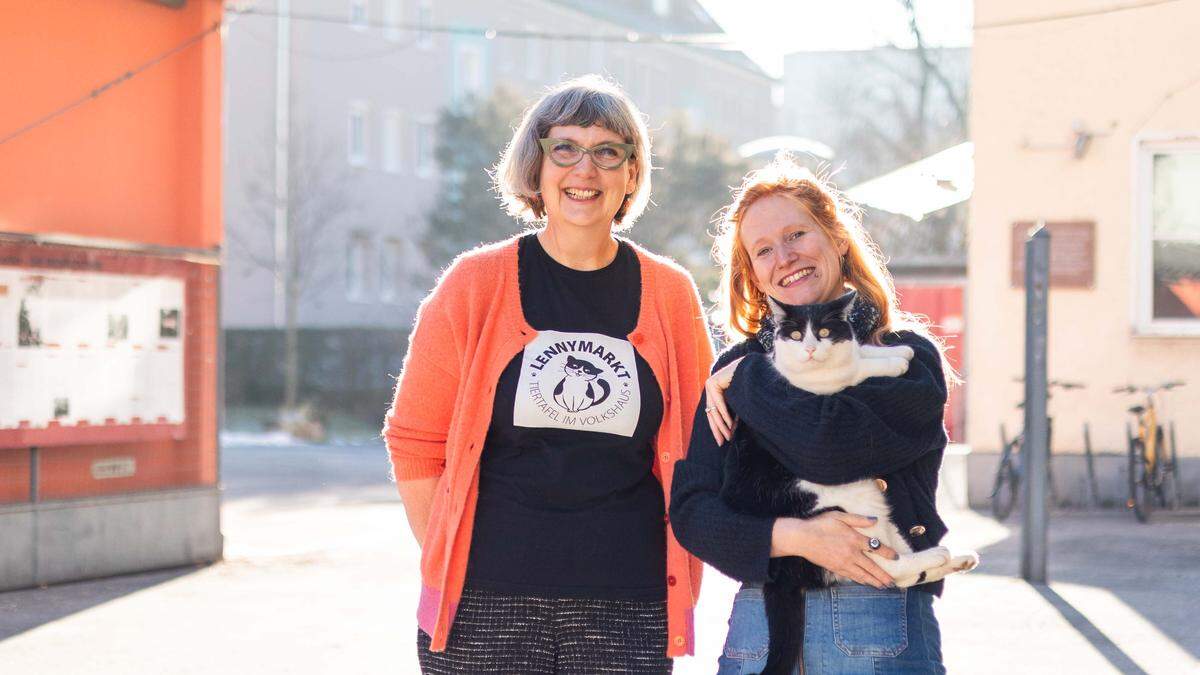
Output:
[1, 442, 1196, 674]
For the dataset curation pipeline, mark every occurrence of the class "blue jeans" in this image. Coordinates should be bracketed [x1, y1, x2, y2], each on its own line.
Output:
[716, 584, 946, 674]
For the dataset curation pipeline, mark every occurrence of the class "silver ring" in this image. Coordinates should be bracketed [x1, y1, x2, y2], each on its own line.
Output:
[867, 537, 882, 551]
[705, 406, 717, 413]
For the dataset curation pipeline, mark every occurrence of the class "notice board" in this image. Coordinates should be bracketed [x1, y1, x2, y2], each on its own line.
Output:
[0, 240, 201, 448]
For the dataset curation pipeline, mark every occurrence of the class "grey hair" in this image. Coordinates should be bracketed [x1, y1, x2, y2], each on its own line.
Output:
[493, 74, 653, 230]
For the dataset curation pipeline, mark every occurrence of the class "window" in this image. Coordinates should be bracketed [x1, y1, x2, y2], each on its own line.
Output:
[588, 39, 604, 74]
[346, 232, 372, 301]
[415, 119, 436, 177]
[525, 25, 540, 80]
[454, 43, 485, 100]
[550, 40, 569, 79]
[383, 0, 402, 42]
[382, 110, 403, 173]
[349, 0, 368, 31]
[348, 101, 369, 167]
[417, 0, 433, 49]
[634, 59, 650, 101]
[380, 238, 405, 303]
[612, 52, 630, 88]
[1137, 139, 1200, 334]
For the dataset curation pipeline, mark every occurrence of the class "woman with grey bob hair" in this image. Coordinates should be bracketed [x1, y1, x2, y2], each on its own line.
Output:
[390, 73, 713, 673]
[495, 73, 653, 229]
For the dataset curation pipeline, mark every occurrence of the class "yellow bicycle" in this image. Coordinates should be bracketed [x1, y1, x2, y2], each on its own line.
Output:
[1114, 381, 1185, 523]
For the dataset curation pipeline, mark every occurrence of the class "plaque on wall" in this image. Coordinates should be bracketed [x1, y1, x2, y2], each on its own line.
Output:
[1010, 221, 1096, 288]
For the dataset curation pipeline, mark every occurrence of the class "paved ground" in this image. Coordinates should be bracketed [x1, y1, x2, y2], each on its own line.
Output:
[1, 441, 1197, 674]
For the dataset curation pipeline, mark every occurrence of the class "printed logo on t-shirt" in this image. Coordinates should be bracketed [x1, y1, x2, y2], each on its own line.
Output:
[513, 330, 641, 437]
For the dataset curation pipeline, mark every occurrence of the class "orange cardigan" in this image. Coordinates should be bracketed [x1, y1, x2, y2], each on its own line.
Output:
[384, 234, 714, 656]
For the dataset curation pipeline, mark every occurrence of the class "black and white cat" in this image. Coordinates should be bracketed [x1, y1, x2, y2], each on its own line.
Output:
[721, 290, 978, 675]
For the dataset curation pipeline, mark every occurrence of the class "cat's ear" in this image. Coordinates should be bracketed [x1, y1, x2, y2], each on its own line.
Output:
[828, 290, 857, 319]
[766, 296, 787, 324]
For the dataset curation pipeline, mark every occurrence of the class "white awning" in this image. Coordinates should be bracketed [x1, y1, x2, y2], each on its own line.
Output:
[846, 142, 973, 221]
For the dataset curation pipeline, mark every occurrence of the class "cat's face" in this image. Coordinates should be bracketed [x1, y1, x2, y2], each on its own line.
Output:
[770, 291, 856, 364]
[563, 355, 602, 380]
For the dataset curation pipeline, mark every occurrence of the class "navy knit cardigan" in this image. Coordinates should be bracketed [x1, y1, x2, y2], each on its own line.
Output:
[669, 330, 951, 596]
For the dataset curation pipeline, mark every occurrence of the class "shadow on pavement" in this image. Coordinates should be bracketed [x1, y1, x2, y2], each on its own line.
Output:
[0, 565, 204, 642]
[972, 508, 1200, 662]
[219, 442, 394, 501]
[1030, 583, 1149, 675]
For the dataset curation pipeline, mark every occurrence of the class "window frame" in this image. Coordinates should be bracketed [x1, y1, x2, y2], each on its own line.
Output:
[415, 117, 436, 179]
[347, 100, 370, 168]
[417, 0, 433, 50]
[453, 41, 486, 101]
[346, 231, 373, 302]
[380, 237, 405, 304]
[1133, 133, 1200, 337]
[382, 109, 403, 174]
[383, 0, 403, 42]
[349, 0, 368, 32]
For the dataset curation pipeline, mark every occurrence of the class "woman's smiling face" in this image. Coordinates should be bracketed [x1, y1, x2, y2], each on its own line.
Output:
[539, 124, 637, 231]
[739, 193, 848, 306]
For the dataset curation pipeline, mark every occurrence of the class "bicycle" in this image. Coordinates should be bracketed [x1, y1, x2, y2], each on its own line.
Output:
[991, 379, 1085, 520]
[1114, 380, 1185, 523]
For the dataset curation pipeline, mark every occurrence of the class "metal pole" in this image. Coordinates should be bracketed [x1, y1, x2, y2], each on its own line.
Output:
[1022, 223, 1051, 582]
[1083, 423, 1100, 508]
[273, 0, 291, 328]
[30, 446, 39, 503]
[31, 446, 39, 584]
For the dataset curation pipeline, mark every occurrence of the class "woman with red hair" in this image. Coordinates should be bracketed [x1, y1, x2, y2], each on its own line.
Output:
[670, 155, 957, 673]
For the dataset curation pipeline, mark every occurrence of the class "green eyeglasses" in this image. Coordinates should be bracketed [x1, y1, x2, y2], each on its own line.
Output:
[538, 138, 635, 170]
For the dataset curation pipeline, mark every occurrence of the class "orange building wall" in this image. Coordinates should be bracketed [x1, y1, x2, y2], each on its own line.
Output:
[0, 0, 223, 503]
[0, 0, 224, 249]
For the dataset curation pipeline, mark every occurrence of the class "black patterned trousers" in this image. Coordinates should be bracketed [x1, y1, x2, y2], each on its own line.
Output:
[416, 588, 673, 674]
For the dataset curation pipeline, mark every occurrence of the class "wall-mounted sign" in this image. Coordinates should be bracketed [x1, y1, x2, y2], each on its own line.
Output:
[92, 456, 137, 479]
[1011, 221, 1096, 288]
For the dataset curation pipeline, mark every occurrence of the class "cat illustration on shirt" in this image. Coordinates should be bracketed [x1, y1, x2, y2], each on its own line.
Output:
[553, 355, 612, 412]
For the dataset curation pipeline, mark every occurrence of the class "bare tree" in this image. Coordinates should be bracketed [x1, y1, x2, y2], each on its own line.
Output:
[227, 121, 354, 419]
[628, 114, 749, 297]
[788, 2, 969, 261]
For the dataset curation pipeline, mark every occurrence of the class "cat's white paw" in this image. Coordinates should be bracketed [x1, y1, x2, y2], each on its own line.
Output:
[948, 551, 979, 572]
[925, 546, 952, 567]
[895, 345, 915, 361]
[884, 357, 911, 377]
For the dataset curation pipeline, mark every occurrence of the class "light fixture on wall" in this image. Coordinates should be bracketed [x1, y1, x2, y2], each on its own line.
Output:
[1020, 119, 1116, 160]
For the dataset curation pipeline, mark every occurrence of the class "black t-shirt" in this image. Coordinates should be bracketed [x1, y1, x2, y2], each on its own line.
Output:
[465, 233, 666, 600]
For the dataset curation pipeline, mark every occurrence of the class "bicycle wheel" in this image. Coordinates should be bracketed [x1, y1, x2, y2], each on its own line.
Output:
[1128, 437, 1153, 523]
[1167, 424, 1182, 510]
[992, 446, 1019, 520]
[1150, 426, 1175, 509]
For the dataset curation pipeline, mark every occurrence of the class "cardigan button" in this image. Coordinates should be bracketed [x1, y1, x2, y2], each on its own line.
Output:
[874, 478, 888, 492]
[674, 636, 685, 647]
[660, 451, 671, 462]
[667, 575, 677, 586]
[909, 525, 927, 537]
